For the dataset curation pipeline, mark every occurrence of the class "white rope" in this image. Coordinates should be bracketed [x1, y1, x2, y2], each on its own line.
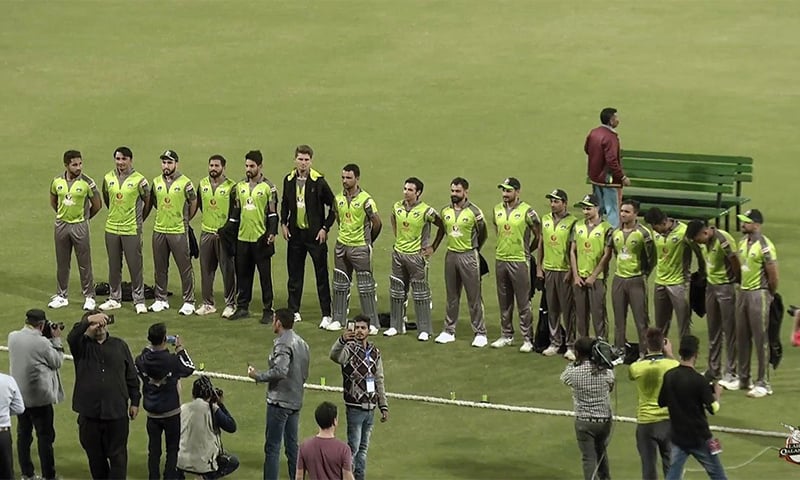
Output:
[0, 346, 788, 439]
[684, 446, 779, 472]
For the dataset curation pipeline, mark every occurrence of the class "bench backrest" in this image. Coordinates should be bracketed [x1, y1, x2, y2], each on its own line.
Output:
[622, 150, 753, 193]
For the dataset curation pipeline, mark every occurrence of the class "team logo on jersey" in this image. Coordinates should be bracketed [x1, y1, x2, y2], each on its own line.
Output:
[779, 423, 800, 466]
[662, 247, 669, 254]
[353, 202, 361, 208]
[461, 217, 469, 223]
[397, 209, 404, 215]
[560, 224, 569, 230]
[57, 185, 63, 190]
[203, 187, 209, 192]
[503, 224, 511, 231]
[412, 211, 420, 218]
[157, 186, 163, 191]
[218, 189, 226, 195]
[450, 225, 463, 237]
[116, 193, 123, 200]
[75, 187, 83, 192]
[594, 232, 601, 237]
[514, 213, 521, 218]
[338, 201, 345, 207]
[210, 199, 217, 206]
[109, 181, 115, 186]
[403, 221, 410, 228]
[584, 241, 592, 249]
[671, 237, 679, 243]
[544, 222, 551, 228]
[126, 183, 133, 188]
[164, 197, 171, 204]
[174, 186, 181, 192]
[550, 235, 557, 242]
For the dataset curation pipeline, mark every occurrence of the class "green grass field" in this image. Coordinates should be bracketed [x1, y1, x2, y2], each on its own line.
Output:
[2, 1, 800, 479]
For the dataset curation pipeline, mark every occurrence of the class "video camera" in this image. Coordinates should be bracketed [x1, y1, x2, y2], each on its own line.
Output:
[42, 320, 65, 339]
[589, 338, 623, 370]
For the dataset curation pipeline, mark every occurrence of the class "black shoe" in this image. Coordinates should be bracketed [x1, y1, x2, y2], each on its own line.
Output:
[260, 309, 274, 325]
[228, 309, 250, 321]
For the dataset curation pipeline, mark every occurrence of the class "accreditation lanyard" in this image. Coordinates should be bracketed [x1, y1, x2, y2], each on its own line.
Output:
[364, 345, 375, 393]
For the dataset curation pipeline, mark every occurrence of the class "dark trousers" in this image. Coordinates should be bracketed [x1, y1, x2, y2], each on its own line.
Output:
[77, 415, 129, 480]
[0, 430, 13, 480]
[236, 239, 274, 313]
[263, 404, 299, 480]
[636, 420, 672, 480]
[286, 230, 332, 317]
[574, 419, 611, 480]
[17, 404, 56, 479]
[147, 415, 181, 480]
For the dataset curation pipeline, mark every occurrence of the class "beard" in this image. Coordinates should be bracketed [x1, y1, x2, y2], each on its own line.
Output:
[209, 170, 220, 178]
[450, 195, 462, 204]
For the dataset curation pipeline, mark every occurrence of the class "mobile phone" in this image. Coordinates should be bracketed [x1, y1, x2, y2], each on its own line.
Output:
[346, 321, 355, 332]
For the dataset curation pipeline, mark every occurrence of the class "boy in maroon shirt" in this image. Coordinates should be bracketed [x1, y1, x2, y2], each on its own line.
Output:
[297, 402, 354, 480]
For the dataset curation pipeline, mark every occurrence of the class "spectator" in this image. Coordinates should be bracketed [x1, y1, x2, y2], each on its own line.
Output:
[0, 371, 25, 480]
[585, 107, 629, 228]
[296, 402, 354, 480]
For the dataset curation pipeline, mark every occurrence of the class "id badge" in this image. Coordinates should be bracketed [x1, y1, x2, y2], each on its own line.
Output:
[366, 375, 376, 393]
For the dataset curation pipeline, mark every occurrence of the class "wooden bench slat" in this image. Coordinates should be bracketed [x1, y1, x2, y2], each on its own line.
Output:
[624, 189, 750, 208]
[638, 203, 730, 221]
[622, 150, 754, 165]
[624, 158, 753, 175]
[628, 179, 733, 193]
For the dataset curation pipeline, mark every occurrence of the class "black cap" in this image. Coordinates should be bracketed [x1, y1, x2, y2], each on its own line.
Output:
[545, 188, 568, 202]
[497, 177, 521, 191]
[26, 309, 47, 324]
[574, 193, 600, 208]
[160, 149, 179, 162]
[737, 209, 763, 225]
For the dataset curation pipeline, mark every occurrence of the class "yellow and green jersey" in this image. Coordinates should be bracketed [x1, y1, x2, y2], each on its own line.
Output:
[335, 189, 378, 247]
[738, 233, 777, 291]
[493, 201, 538, 262]
[392, 200, 439, 254]
[541, 212, 577, 271]
[152, 174, 196, 234]
[198, 176, 236, 233]
[442, 201, 485, 253]
[103, 170, 149, 235]
[628, 356, 680, 423]
[50, 173, 98, 224]
[608, 222, 655, 278]
[701, 228, 738, 285]
[571, 219, 613, 278]
[237, 178, 279, 242]
[653, 220, 692, 286]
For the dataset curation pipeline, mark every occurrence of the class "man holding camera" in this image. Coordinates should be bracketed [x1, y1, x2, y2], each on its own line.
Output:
[68, 311, 140, 479]
[560, 336, 615, 480]
[177, 377, 239, 480]
[135, 323, 196, 480]
[8, 309, 65, 480]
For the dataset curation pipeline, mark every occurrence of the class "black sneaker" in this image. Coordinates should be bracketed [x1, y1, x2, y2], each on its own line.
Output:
[228, 309, 249, 321]
[260, 310, 274, 325]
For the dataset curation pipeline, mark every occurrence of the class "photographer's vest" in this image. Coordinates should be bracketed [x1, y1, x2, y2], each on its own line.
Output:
[153, 174, 195, 234]
[335, 189, 377, 247]
[494, 201, 537, 262]
[51, 173, 97, 224]
[392, 200, 437, 254]
[541, 212, 577, 271]
[178, 398, 221, 474]
[199, 177, 236, 234]
[104, 170, 148, 235]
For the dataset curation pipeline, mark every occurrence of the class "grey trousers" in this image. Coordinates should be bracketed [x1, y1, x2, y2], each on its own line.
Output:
[152, 232, 195, 303]
[496, 260, 532, 342]
[334, 244, 372, 276]
[574, 419, 611, 480]
[391, 251, 427, 291]
[654, 283, 691, 340]
[443, 250, 486, 336]
[611, 275, 649, 351]
[545, 270, 575, 348]
[54, 221, 94, 298]
[573, 279, 608, 339]
[199, 232, 236, 308]
[636, 420, 672, 480]
[105, 232, 144, 304]
[706, 283, 736, 379]
[737, 289, 771, 387]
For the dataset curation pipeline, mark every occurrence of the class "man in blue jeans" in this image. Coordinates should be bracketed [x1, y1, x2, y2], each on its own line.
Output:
[585, 107, 629, 228]
[248, 308, 310, 480]
[658, 335, 727, 479]
[330, 314, 389, 480]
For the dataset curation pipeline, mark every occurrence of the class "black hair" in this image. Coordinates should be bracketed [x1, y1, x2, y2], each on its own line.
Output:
[148, 322, 167, 345]
[451, 177, 469, 189]
[295, 145, 314, 158]
[208, 154, 227, 167]
[114, 146, 133, 159]
[620, 198, 640, 213]
[600, 107, 618, 125]
[643, 207, 668, 225]
[404, 177, 424, 194]
[645, 327, 665, 353]
[574, 336, 594, 360]
[192, 376, 215, 400]
[314, 401, 338, 429]
[679, 335, 700, 360]
[686, 219, 708, 239]
[274, 308, 294, 329]
[353, 313, 371, 327]
[342, 163, 360, 178]
[63, 150, 82, 165]
[245, 150, 263, 166]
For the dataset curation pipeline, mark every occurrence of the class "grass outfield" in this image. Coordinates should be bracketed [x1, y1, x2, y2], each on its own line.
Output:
[2, 1, 800, 479]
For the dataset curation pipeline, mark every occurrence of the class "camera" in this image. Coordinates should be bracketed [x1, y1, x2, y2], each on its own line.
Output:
[196, 375, 224, 403]
[42, 320, 65, 339]
[589, 338, 622, 370]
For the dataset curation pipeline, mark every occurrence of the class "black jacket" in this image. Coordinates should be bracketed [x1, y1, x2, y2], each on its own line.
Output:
[135, 347, 195, 416]
[280, 168, 335, 237]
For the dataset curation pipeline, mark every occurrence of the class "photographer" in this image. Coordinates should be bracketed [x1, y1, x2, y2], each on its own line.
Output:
[135, 323, 195, 480]
[560, 336, 615, 480]
[177, 377, 238, 480]
[7, 309, 64, 480]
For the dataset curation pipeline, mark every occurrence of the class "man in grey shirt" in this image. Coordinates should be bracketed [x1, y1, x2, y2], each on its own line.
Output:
[248, 308, 310, 480]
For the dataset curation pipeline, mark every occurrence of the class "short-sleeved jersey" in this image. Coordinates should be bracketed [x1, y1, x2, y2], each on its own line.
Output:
[493, 201, 539, 262]
[571, 219, 613, 279]
[335, 189, 377, 247]
[237, 178, 278, 242]
[541, 213, 577, 271]
[653, 220, 692, 286]
[50, 173, 98, 224]
[701, 228, 738, 285]
[103, 170, 149, 235]
[198, 177, 236, 233]
[608, 222, 654, 278]
[152, 174, 196, 234]
[628, 355, 680, 424]
[392, 200, 439, 254]
[738, 233, 777, 291]
[441, 201, 485, 253]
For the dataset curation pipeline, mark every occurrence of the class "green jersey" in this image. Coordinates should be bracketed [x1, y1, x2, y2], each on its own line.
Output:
[628, 356, 680, 423]
[103, 169, 150, 235]
[50, 173, 98, 224]
[152, 174, 196, 234]
[608, 222, 655, 278]
[493, 201, 538, 262]
[571, 219, 613, 278]
[392, 200, 439, 254]
[541, 212, 577, 271]
[198, 176, 236, 233]
[335, 189, 377, 247]
[653, 220, 692, 286]
[236, 177, 279, 242]
[441, 201, 485, 252]
[701, 228, 738, 285]
[738, 233, 777, 291]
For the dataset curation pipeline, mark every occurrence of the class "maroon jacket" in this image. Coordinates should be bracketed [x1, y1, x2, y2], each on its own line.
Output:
[585, 125, 624, 187]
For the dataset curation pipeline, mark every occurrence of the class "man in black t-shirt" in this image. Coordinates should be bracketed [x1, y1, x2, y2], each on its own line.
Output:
[658, 335, 727, 480]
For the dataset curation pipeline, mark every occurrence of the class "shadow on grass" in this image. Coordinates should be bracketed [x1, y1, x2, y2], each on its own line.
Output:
[429, 454, 569, 479]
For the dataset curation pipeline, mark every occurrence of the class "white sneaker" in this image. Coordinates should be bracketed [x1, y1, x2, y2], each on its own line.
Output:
[99, 299, 122, 311]
[319, 316, 332, 329]
[746, 385, 772, 398]
[519, 341, 534, 353]
[326, 321, 343, 331]
[471, 335, 488, 348]
[294, 312, 302, 323]
[491, 337, 513, 348]
[149, 300, 170, 313]
[82, 297, 96, 311]
[542, 345, 560, 357]
[369, 325, 379, 336]
[435, 332, 456, 344]
[195, 305, 217, 316]
[718, 376, 740, 391]
[179, 303, 196, 316]
[48, 295, 69, 309]
[564, 349, 576, 361]
[221, 306, 236, 318]
[135, 303, 148, 314]
[383, 327, 398, 337]
[418, 332, 430, 342]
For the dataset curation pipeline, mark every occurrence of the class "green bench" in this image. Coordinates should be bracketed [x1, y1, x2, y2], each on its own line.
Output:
[619, 150, 753, 230]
